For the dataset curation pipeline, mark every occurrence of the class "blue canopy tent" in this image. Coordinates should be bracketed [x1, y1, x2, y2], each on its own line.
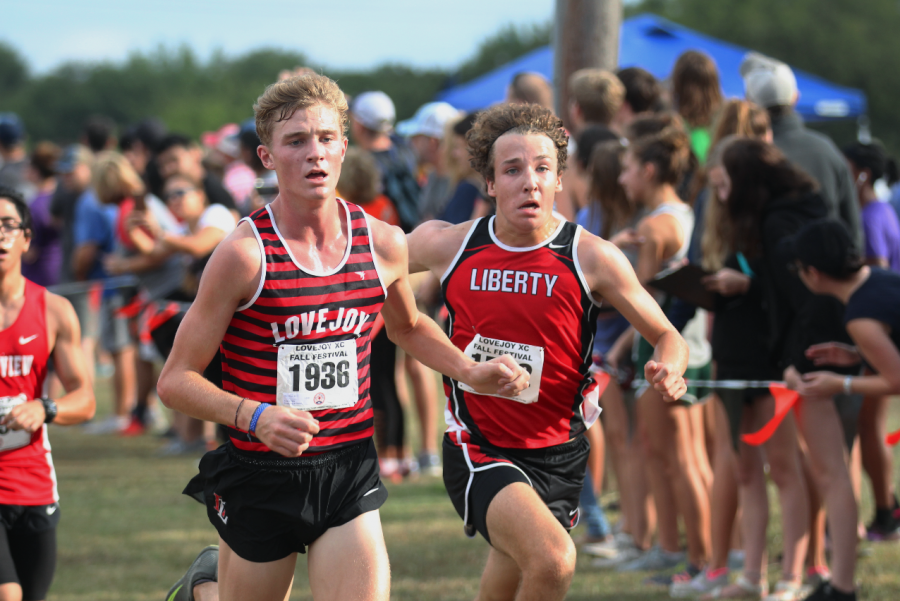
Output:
[437, 14, 867, 122]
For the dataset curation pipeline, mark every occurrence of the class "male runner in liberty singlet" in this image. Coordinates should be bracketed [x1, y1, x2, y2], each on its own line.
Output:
[407, 103, 689, 601]
[158, 74, 528, 601]
[0, 187, 95, 601]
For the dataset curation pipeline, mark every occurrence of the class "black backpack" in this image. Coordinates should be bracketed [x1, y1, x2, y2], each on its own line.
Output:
[372, 141, 421, 232]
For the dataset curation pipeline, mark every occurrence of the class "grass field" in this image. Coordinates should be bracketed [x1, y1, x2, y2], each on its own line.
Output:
[45, 379, 900, 600]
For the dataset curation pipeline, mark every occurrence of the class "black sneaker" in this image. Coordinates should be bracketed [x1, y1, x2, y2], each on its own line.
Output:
[803, 581, 857, 601]
[866, 514, 900, 541]
[166, 545, 218, 601]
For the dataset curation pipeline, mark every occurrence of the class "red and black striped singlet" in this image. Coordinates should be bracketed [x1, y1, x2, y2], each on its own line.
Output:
[220, 199, 387, 455]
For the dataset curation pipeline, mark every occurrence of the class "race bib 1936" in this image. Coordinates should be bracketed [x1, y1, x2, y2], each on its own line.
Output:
[0, 394, 31, 451]
[458, 334, 544, 404]
[276, 340, 359, 411]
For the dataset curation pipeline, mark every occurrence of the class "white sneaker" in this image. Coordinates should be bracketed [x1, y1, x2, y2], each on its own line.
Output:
[670, 567, 730, 598]
[83, 415, 129, 435]
[582, 535, 618, 558]
[761, 580, 807, 601]
[591, 543, 641, 569]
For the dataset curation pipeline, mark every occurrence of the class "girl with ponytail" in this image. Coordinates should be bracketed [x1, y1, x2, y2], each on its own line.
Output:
[610, 122, 713, 582]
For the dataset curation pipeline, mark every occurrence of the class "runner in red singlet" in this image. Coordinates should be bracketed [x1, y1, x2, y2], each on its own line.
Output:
[407, 103, 689, 601]
[0, 187, 94, 601]
[157, 75, 528, 601]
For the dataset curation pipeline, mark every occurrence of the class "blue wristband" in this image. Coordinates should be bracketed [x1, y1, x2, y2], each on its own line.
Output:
[248, 403, 268, 435]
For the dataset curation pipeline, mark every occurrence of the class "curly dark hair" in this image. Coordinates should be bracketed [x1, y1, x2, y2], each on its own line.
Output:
[466, 103, 568, 190]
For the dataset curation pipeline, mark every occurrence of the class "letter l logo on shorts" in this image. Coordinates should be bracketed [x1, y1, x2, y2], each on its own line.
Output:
[214, 493, 228, 524]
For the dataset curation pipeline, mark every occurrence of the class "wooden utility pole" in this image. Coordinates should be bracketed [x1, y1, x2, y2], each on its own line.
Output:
[554, 0, 622, 130]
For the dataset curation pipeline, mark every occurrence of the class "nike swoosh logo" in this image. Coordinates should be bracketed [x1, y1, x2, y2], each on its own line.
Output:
[18, 335, 37, 345]
[548, 243, 567, 249]
[167, 584, 183, 601]
[46, 504, 57, 515]
[568, 508, 578, 516]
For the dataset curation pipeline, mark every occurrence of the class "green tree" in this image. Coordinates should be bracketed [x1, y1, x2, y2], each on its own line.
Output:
[0, 42, 27, 93]
[0, 20, 559, 145]
[326, 64, 448, 121]
[453, 22, 552, 84]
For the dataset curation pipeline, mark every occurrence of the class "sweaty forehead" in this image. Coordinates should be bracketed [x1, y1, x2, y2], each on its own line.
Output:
[493, 132, 557, 163]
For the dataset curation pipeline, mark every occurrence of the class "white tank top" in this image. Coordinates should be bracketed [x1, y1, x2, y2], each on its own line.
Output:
[647, 202, 711, 369]
[646, 202, 694, 263]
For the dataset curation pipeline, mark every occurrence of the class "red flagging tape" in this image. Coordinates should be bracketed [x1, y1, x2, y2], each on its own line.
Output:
[741, 385, 801, 446]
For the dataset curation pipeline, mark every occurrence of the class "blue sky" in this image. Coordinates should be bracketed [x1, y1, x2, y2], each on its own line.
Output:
[3, 0, 555, 73]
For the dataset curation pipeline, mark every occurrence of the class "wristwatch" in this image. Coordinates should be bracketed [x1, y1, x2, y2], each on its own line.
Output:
[40, 396, 58, 424]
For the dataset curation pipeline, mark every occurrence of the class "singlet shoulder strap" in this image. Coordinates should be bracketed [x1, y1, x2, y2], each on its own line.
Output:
[236, 211, 267, 312]
[440, 218, 484, 284]
[571, 225, 603, 308]
[360, 210, 389, 300]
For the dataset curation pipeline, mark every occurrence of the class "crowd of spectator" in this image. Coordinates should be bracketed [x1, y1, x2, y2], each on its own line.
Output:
[2, 46, 899, 601]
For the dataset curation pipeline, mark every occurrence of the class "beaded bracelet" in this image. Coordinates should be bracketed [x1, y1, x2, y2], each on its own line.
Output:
[248, 403, 268, 435]
[234, 398, 247, 430]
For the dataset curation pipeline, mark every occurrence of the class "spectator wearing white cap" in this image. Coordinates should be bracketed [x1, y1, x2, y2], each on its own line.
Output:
[740, 52, 862, 248]
[350, 91, 421, 232]
[396, 101, 463, 477]
[397, 101, 462, 221]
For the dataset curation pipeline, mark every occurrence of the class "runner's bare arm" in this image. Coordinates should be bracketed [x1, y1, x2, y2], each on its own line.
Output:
[579, 233, 689, 402]
[798, 318, 900, 397]
[157, 223, 321, 457]
[376, 220, 529, 396]
[2, 293, 95, 432]
[406, 219, 473, 276]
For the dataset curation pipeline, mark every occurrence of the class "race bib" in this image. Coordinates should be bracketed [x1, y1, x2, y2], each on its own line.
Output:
[0, 394, 31, 452]
[276, 340, 359, 411]
[458, 334, 544, 404]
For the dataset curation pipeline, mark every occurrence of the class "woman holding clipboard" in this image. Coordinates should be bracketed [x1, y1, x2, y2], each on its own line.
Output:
[611, 118, 712, 582]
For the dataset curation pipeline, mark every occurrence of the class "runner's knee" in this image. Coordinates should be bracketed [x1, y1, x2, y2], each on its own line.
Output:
[519, 534, 575, 588]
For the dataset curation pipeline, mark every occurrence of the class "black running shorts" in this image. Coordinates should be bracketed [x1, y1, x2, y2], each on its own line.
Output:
[0, 503, 60, 601]
[442, 432, 589, 545]
[183, 439, 388, 563]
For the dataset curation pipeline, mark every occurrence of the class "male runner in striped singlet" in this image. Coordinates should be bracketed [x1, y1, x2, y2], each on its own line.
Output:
[407, 104, 689, 601]
[158, 75, 528, 601]
[0, 187, 95, 601]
